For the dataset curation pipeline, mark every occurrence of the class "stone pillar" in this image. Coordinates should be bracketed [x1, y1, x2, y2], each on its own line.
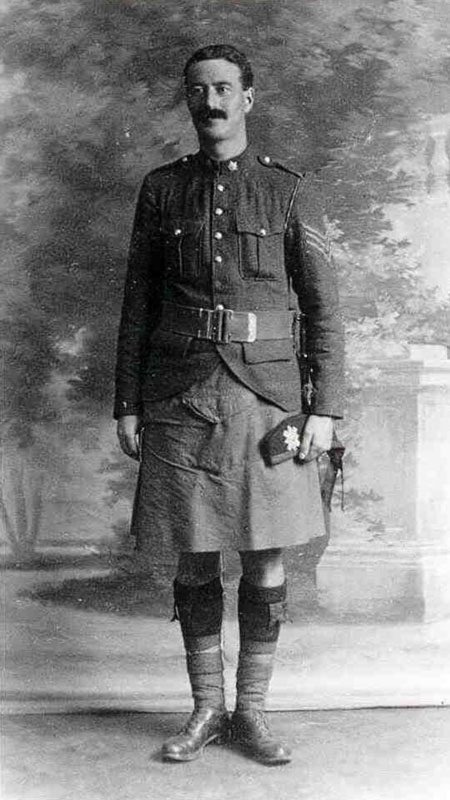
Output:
[317, 345, 450, 622]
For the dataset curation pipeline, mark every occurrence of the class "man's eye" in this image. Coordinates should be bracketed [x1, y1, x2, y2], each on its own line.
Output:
[217, 86, 231, 94]
[188, 86, 204, 97]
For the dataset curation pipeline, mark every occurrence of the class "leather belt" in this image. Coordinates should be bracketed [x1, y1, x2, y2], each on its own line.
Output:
[160, 302, 296, 344]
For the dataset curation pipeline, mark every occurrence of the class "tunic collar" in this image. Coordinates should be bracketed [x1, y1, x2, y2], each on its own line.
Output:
[194, 145, 255, 174]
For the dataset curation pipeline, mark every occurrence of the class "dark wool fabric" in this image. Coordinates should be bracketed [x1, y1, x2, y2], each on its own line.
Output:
[235, 580, 288, 711]
[173, 577, 223, 641]
[114, 145, 344, 420]
[235, 652, 276, 711]
[174, 578, 225, 710]
[185, 650, 225, 711]
[115, 144, 344, 556]
[237, 578, 288, 644]
[131, 365, 326, 553]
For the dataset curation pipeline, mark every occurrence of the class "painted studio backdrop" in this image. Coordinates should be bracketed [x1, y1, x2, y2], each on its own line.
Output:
[2, 0, 450, 711]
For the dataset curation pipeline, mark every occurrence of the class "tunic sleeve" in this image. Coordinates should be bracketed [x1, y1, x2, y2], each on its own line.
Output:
[114, 176, 164, 419]
[285, 175, 345, 418]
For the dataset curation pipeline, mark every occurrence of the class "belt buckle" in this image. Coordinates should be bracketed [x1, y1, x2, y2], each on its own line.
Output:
[208, 306, 258, 343]
[209, 305, 233, 343]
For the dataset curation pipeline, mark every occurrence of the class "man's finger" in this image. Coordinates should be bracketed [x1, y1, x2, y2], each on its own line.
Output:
[298, 430, 313, 460]
[116, 415, 142, 460]
[119, 434, 140, 460]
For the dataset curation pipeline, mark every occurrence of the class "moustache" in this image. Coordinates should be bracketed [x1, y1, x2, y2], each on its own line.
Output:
[194, 109, 227, 122]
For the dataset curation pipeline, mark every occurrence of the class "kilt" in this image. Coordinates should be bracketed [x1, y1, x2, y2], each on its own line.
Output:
[131, 364, 326, 553]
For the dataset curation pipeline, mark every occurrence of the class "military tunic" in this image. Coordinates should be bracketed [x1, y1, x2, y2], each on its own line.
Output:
[114, 145, 344, 552]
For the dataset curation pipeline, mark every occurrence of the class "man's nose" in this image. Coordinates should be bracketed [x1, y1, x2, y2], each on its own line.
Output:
[204, 87, 221, 109]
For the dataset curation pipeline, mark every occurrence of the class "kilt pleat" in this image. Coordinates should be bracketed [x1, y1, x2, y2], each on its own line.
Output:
[131, 365, 326, 553]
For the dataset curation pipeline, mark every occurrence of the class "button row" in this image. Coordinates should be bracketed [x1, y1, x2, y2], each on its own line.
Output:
[174, 224, 266, 236]
[214, 178, 225, 263]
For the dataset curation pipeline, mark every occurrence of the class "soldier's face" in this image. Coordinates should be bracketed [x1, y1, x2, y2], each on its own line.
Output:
[185, 59, 254, 144]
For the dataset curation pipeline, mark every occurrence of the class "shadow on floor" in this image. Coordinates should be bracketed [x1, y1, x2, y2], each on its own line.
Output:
[2, 708, 450, 800]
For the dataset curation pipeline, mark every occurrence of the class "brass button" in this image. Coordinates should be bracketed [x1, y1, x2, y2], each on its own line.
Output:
[259, 228, 267, 236]
[215, 208, 224, 216]
[214, 255, 223, 264]
[217, 184, 225, 192]
[174, 228, 182, 236]
[263, 155, 271, 164]
[214, 232, 223, 240]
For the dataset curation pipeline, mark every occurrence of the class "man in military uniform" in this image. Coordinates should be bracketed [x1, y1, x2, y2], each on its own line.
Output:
[114, 44, 344, 765]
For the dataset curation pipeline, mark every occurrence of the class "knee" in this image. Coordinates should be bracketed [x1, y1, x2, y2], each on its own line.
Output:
[173, 572, 224, 643]
[240, 548, 284, 588]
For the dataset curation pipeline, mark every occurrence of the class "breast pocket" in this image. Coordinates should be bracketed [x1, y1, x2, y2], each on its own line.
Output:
[162, 220, 204, 280]
[235, 212, 285, 281]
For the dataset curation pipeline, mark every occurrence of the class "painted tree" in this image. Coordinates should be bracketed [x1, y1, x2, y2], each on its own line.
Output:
[1, 0, 449, 557]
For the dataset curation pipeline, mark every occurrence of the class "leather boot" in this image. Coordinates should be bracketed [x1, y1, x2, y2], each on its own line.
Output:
[162, 707, 230, 762]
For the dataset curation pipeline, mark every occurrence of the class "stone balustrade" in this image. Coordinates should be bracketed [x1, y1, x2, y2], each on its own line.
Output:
[317, 344, 450, 622]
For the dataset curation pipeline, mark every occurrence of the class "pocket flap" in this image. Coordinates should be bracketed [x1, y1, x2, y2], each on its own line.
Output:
[235, 211, 284, 236]
[243, 339, 295, 364]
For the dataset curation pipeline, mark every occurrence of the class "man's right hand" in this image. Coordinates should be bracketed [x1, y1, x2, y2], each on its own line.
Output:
[116, 415, 142, 461]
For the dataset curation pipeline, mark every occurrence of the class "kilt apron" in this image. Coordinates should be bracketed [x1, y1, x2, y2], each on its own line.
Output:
[131, 364, 326, 553]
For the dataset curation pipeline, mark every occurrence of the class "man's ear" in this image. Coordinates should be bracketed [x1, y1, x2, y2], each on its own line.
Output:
[244, 87, 255, 114]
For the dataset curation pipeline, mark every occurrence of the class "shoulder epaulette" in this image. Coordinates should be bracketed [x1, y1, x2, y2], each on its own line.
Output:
[149, 154, 194, 177]
[179, 154, 194, 166]
[257, 155, 305, 180]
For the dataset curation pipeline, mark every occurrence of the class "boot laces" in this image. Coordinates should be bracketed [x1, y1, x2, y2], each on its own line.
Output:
[253, 709, 270, 737]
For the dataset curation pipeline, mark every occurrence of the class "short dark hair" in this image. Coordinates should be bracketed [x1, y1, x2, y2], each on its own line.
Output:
[183, 44, 253, 90]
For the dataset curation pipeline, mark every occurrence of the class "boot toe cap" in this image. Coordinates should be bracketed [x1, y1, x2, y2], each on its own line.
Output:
[162, 709, 229, 761]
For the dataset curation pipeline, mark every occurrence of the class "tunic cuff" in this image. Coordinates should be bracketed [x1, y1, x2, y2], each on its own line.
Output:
[113, 399, 143, 420]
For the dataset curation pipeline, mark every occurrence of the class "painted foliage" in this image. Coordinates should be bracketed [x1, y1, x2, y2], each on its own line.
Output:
[1, 0, 450, 562]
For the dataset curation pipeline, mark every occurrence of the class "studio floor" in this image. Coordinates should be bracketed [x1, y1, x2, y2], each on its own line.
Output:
[2, 707, 450, 800]
[3, 561, 450, 798]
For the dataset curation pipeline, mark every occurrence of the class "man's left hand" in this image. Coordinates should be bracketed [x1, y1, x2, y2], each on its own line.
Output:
[298, 415, 333, 462]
